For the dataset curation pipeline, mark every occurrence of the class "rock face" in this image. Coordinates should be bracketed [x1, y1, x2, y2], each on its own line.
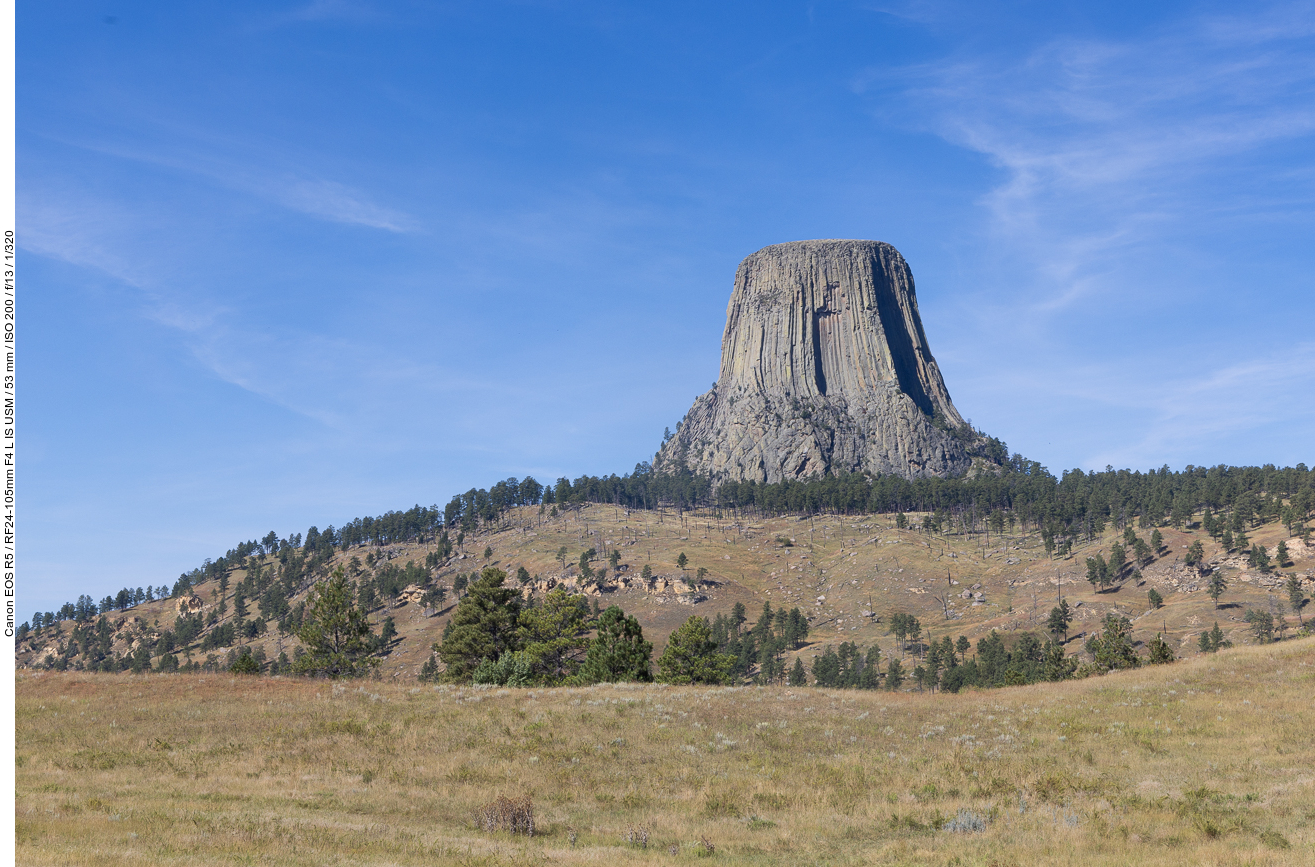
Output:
[656, 239, 977, 483]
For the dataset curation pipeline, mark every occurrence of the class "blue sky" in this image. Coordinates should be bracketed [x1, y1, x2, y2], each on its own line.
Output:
[19, 1, 1315, 621]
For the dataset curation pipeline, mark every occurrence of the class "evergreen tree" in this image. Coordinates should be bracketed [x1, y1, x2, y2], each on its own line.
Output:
[788, 657, 807, 686]
[1109, 542, 1127, 576]
[1275, 541, 1291, 567]
[1244, 609, 1275, 643]
[1209, 621, 1227, 650]
[435, 567, 523, 682]
[858, 648, 882, 689]
[378, 615, 397, 648]
[1207, 573, 1227, 609]
[1150, 529, 1164, 551]
[1046, 601, 1072, 642]
[578, 605, 653, 683]
[885, 658, 905, 690]
[1088, 614, 1140, 672]
[517, 588, 592, 683]
[812, 646, 840, 687]
[229, 648, 260, 674]
[656, 616, 735, 685]
[1147, 633, 1175, 664]
[292, 568, 378, 678]
[1286, 573, 1305, 626]
[1147, 588, 1163, 610]
[1086, 554, 1111, 590]
[1185, 540, 1205, 567]
[1042, 640, 1075, 681]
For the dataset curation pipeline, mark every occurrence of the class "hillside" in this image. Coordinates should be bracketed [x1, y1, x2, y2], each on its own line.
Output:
[17, 502, 1314, 681]
[16, 636, 1315, 865]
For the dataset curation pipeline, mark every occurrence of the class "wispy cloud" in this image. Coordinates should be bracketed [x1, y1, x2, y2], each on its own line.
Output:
[33, 126, 419, 234]
[1085, 342, 1315, 469]
[866, 3, 1315, 312]
[287, 0, 380, 23]
[272, 178, 416, 232]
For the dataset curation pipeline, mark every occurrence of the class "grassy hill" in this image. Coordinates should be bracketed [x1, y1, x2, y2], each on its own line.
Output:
[16, 635, 1315, 865]
[17, 503, 1314, 680]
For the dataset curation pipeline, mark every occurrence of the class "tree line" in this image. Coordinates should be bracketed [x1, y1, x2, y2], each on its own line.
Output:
[22, 450, 1314, 652]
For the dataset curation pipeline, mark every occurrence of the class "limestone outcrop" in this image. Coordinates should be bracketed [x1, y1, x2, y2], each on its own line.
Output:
[656, 239, 981, 483]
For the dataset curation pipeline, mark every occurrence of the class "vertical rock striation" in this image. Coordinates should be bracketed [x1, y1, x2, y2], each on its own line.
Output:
[656, 239, 980, 483]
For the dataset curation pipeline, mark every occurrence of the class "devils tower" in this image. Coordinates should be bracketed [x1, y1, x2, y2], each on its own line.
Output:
[656, 239, 981, 483]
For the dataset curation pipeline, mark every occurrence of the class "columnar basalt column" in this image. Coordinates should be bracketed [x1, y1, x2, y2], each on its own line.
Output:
[656, 240, 977, 483]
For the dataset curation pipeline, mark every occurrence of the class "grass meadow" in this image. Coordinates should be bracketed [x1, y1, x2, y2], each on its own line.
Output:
[16, 636, 1315, 866]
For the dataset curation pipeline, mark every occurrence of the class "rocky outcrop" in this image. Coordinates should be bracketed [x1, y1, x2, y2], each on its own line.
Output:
[656, 240, 980, 483]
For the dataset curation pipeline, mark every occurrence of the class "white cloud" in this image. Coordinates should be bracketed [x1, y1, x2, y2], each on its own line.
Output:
[273, 178, 416, 232]
[1085, 343, 1315, 469]
[34, 129, 419, 234]
[873, 5, 1315, 312]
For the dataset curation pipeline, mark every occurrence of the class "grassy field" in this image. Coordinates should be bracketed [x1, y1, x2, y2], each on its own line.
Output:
[17, 635, 1315, 866]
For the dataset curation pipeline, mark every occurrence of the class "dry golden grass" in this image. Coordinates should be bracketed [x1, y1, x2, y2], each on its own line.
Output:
[17, 636, 1315, 865]
[21, 504, 1309, 684]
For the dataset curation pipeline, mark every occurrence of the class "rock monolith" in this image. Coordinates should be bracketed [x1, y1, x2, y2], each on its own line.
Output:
[655, 239, 980, 483]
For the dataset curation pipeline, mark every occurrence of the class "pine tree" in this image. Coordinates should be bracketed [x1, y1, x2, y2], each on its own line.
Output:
[788, 657, 807, 686]
[1286, 573, 1305, 626]
[1042, 641, 1074, 681]
[577, 605, 655, 684]
[812, 646, 840, 687]
[729, 602, 747, 631]
[1088, 614, 1140, 672]
[885, 658, 905, 690]
[1046, 601, 1072, 642]
[1109, 543, 1127, 577]
[517, 588, 593, 683]
[1244, 609, 1275, 643]
[1207, 573, 1227, 609]
[657, 616, 735, 685]
[292, 568, 378, 678]
[1276, 541, 1291, 568]
[1209, 621, 1227, 650]
[1147, 633, 1175, 664]
[229, 648, 260, 674]
[1185, 541, 1204, 567]
[435, 567, 523, 682]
